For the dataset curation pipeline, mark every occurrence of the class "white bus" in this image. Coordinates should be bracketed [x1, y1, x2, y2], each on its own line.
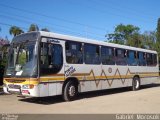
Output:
[3, 31, 159, 101]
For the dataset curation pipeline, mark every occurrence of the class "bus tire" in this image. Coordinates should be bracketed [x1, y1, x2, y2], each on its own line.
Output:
[132, 77, 140, 91]
[63, 80, 78, 101]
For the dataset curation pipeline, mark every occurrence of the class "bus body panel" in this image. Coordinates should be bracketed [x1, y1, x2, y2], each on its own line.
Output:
[3, 31, 159, 98]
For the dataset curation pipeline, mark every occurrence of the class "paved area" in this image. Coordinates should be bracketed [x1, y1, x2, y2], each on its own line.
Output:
[0, 84, 160, 114]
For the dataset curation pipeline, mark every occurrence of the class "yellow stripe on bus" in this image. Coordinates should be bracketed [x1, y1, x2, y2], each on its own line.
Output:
[3, 72, 159, 85]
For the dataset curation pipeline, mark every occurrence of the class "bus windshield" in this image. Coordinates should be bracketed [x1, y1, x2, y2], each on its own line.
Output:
[5, 40, 37, 77]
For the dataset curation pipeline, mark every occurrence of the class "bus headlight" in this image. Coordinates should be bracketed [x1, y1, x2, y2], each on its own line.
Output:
[22, 84, 34, 89]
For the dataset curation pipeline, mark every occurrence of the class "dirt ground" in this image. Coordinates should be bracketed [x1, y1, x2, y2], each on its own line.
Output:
[0, 83, 160, 114]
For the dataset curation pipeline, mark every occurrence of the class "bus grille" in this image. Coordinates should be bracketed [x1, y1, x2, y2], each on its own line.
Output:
[5, 79, 26, 83]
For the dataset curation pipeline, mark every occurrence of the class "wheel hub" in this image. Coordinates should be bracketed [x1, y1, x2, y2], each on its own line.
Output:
[69, 85, 76, 97]
[135, 80, 139, 89]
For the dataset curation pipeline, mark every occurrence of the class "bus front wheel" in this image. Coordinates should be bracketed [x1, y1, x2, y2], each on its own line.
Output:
[63, 81, 78, 101]
[132, 77, 140, 91]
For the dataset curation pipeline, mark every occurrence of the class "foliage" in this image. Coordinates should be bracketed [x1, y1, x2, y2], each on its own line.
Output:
[155, 18, 160, 62]
[106, 24, 157, 49]
[156, 18, 160, 43]
[107, 33, 124, 45]
[18, 52, 26, 65]
[9, 26, 24, 36]
[28, 24, 39, 32]
[41, 28, 50, 32]
[0, 38, 10, 66]
[142, 31, 156, 49]
[106, 24, 140, 45]
[127, 33, 144, 48]
[106, 21, 160, 63]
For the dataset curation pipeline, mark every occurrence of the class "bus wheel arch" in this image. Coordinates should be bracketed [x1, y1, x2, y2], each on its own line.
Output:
[62, 77, 79, 101]
[132, 75, 141, 91]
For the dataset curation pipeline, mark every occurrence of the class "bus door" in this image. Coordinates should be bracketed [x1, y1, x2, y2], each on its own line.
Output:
[39, 38, 64, 96]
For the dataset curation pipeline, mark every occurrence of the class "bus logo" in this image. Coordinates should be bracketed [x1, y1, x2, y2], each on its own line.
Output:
[65, 66, 76, 77]
[108, 67, 112, 73]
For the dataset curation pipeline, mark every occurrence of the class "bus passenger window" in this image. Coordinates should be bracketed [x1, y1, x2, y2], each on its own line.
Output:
[101, 46, 115, 65]
[146, 53, 153, 66]
[127, 51, 137, 66]
[84, 44, 100, 64]
[153, 54, 157, 66]
[40, 42, 63, 75]
[40, 43, 48, 66]
[115, 49, 127, 65]
[65, 41, 83, 64]
[138, 52, 146, 66]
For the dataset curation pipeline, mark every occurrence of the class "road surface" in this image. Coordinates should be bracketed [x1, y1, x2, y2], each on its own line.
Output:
[0, 84, 160, 114]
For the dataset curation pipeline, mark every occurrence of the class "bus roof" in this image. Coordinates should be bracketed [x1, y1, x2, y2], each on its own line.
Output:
[39, 31, 157, 54]
[14, 31, 157, 54]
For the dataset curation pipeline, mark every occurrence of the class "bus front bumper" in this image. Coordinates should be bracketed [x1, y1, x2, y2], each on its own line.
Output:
[3, 83, 39, 97]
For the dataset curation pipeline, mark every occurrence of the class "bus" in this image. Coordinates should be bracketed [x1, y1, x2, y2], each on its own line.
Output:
[3, 31, 159, 101]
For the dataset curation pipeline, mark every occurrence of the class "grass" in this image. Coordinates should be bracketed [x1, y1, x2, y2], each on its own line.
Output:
[0, 86, 3, 89]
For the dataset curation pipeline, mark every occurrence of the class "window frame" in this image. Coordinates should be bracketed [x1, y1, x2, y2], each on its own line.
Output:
[127, 50, 138, 66]
[115, 48, 127, 66]
[84, 43, 101, 65]
[137, 51, 146, 66]
[39, 40, 63, 76]
[152, 54, 158, 66]
[101, 46, 115, 65]
[146, 53, 153, 66]
[65, 41, 83, 64]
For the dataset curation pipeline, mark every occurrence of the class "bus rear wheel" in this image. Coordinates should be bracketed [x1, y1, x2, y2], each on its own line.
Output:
[132, 77, 140, 91]
[63, 81, 78, 101]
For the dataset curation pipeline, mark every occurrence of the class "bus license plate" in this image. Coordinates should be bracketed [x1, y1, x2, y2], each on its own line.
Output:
[8, 84, 21, 89]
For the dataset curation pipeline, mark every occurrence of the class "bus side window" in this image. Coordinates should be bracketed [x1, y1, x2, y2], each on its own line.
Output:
[40, 43, 48, 66]
[65, 41, 83, 64]
[84, 44, 100, 64]
[115, 48, 127, 65]
[153, 54, 157, 66]
[138, 52, 146, 66]
[146, 53, 153, 66]
[127, 51, 137, 66]
[40, 42, 63, 75]
[101, 46, 115, 65]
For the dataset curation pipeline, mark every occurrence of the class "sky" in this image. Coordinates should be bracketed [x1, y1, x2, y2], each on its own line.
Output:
[0, 0, 160, 41]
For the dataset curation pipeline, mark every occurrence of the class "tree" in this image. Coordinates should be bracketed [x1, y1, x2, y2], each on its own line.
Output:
[127, 33, 144, 48]
[28, 24, 39, 32]
[106, 24, 140, 45]
[106, 33, 124, 45]
[141, 31, 156, 50]
[41, 28, 50, 32]
[156, 18, 160, 43]
[9, 26, 24, 36]
[156, 18, 160, 62]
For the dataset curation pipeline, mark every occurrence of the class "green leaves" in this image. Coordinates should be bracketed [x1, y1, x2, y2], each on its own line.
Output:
[41, 28, 50, 32]
[9, 26, 24, 36]
[28, 24, 39, 32]
[106, 24, 140, 45]
[156, 18, 160, 43]
[106, 21, 160, 63]
[9, 24, 50, 37]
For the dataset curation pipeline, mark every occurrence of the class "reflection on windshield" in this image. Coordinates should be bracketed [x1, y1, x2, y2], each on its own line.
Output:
[5, 41, 37, 77]
[8, 47, 17, 68]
